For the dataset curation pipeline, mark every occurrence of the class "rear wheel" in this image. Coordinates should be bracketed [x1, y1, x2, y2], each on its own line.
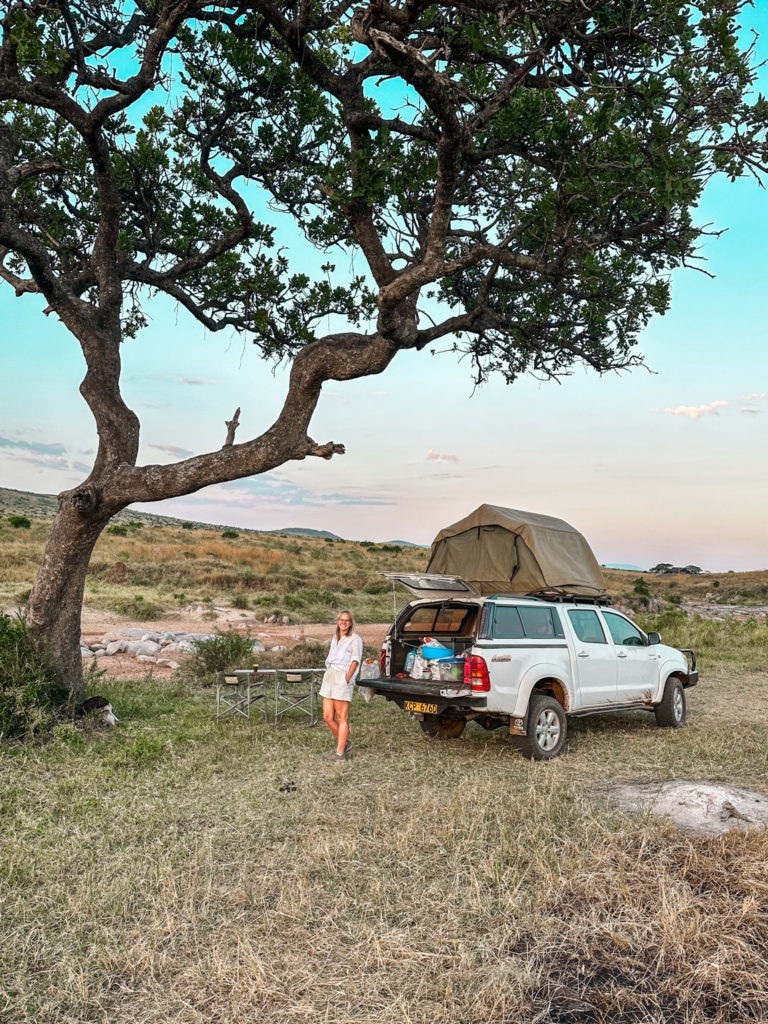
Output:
[654, 677, 686, 728]
[419, 710, 467, 739]
[513, 694, 567, 761]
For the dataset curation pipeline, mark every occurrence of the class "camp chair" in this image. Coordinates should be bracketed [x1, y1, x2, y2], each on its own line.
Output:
[273, 668, 319, 725]
[215, 670, 266, 721]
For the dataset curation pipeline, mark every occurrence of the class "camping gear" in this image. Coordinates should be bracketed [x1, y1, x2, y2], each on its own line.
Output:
[426, 504, 607, 598]
[420, 643, 454, 660]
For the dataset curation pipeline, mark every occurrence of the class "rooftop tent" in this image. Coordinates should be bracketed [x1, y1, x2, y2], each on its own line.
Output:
[426, 504, 607, 598]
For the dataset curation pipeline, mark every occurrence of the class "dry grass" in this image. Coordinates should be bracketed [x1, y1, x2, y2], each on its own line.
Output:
[0, 518, 426, 623]
[2, 636, 768, 1023]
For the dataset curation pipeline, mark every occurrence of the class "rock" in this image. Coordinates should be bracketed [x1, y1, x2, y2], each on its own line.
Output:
[141, 632, 161, 643]
[81, 648, 94, 659]
[157, 659, 180, 669]
[137, 655, 157, 663]
[174, 640, 198, 655]
[105, 640, 125, 656]
[280, 616, 290, 625]
[271, 645, 287, 652]
[159, 632, 176, 645]
[252, 640, 266, 653]
[127, 640, 162, 656]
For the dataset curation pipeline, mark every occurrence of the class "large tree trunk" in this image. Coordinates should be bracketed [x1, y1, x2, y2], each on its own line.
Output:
[24, 493, 113, 697]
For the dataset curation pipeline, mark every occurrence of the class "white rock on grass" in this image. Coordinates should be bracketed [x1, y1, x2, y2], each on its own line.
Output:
[106, 640, 125, 656]
[137, 655, 158, 663]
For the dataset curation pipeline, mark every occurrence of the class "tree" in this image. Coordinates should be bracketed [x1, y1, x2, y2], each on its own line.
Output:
[1, 1, 765, 694]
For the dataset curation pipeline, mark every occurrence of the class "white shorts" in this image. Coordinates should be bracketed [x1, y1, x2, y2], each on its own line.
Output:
[320, 668, 354, 702]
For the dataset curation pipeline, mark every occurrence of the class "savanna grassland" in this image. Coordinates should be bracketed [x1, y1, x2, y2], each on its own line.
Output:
[2, 501, 768, 1023]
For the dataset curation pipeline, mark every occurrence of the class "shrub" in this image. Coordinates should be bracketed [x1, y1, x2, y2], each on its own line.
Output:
[232, 594, 249, 609]
[221, 528, 239, 539]
[107, 524, 128, 536]
[181, 521, 195, 530]
[112, 594, 164, 620]
[188, 631, 257, 682]
[0, 614, 67, 740]
[8, 515, 31, 529]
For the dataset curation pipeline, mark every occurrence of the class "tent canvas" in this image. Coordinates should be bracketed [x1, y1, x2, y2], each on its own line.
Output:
[426, 504, 607, 598]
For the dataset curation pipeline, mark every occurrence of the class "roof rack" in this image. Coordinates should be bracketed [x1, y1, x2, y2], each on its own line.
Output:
[488, 592, 613, 606]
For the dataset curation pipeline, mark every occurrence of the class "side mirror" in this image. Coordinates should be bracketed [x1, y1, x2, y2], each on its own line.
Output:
[646, 631, 661, 645]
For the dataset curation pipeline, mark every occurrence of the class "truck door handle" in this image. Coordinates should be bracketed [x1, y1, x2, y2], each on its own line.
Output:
[617, 652, 627, 658]
[577, 652, 589, 658]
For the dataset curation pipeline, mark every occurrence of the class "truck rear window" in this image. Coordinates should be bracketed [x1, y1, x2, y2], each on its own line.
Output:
[491, 605, 564, 639]
[401, 605, 474, 634]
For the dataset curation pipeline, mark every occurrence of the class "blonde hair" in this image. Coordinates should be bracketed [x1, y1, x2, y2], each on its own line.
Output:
[335, 609, 355, 641]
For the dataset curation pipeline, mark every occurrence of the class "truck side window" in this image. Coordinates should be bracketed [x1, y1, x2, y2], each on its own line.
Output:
[491, 606, 524, 638]
[568, 609, 607, 644]
[519, 606, 558, 638]
[602, 611, 645, 646]
[492, 606, 564, 639]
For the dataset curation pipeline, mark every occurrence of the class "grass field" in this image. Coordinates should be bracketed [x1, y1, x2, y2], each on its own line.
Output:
[1, 621, 767, 1023]
[2, 502, 768, 1021]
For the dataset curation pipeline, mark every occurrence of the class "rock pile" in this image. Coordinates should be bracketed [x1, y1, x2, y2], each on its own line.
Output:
[80, 629, 267, 669]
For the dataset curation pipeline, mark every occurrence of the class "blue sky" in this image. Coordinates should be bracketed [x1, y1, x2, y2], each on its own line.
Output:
[2, 14, 767, 573]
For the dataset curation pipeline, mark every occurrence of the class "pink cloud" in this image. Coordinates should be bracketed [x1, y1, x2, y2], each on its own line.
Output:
[658, 401, 729, 419]
[426, 449, 459, 463]
[149, 443, 195, 458]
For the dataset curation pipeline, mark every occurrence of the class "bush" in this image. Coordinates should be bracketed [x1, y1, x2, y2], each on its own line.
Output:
[107, 524, 128, 536]
[112, 594, 164, 620]
[8, 515, 31, 529]
[0, 614, 67, 740]
[221, 528, 239, 539]
[188, 631, 257, 682]
[231, 594, 249, 609]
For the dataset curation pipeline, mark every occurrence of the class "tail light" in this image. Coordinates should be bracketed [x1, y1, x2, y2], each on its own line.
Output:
[464, 655, 490, 692]
[379, 646, 387, 676]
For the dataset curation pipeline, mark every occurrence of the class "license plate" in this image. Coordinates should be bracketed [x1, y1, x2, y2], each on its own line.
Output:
[404, 700, 438, 714]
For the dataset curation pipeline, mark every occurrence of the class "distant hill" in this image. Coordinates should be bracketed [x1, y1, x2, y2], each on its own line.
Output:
[0, 487, 426, 547]
[269, 527, 344, 540]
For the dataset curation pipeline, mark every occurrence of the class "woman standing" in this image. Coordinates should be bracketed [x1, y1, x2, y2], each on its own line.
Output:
[320, 610, 363, 761]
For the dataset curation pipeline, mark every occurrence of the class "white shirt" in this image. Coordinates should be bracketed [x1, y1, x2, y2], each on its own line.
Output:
[325, 632, 363, 681]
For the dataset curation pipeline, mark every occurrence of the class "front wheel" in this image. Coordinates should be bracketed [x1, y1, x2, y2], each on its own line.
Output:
[513, 695, 567, 761]
[419, 710, 467, 739]
[654, 677, 686, 728]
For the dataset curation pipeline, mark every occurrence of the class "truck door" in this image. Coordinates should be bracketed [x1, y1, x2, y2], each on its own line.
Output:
[601, 610, 659, 703]
[565, 608, 618, 706]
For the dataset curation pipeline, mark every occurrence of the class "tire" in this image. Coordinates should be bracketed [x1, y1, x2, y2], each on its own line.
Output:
[654, 677, 686, 728]
[419, 710, 467, 739]
[513, 694, 567, 761]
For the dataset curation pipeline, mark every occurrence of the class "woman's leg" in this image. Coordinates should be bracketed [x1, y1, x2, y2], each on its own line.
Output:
[322, 697, 339, 742]
[333, 698, 350, 755]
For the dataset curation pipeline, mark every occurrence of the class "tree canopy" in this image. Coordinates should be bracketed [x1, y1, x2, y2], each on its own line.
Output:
[0, 0, 765, 690]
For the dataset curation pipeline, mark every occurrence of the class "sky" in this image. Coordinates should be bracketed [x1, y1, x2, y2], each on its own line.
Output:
[2, 15, 767, 574]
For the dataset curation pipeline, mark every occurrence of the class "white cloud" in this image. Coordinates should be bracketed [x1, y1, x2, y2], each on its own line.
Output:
[657, 401, 729, 419]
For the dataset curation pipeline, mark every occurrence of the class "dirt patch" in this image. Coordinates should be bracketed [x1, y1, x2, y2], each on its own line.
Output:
[611, 780, 768, 835]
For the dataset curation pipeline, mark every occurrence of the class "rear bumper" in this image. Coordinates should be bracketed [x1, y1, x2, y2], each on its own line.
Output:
[364, 677, 487, 710]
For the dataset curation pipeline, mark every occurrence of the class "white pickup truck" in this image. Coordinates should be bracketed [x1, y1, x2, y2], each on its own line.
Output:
[368, 575, 698, 760]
